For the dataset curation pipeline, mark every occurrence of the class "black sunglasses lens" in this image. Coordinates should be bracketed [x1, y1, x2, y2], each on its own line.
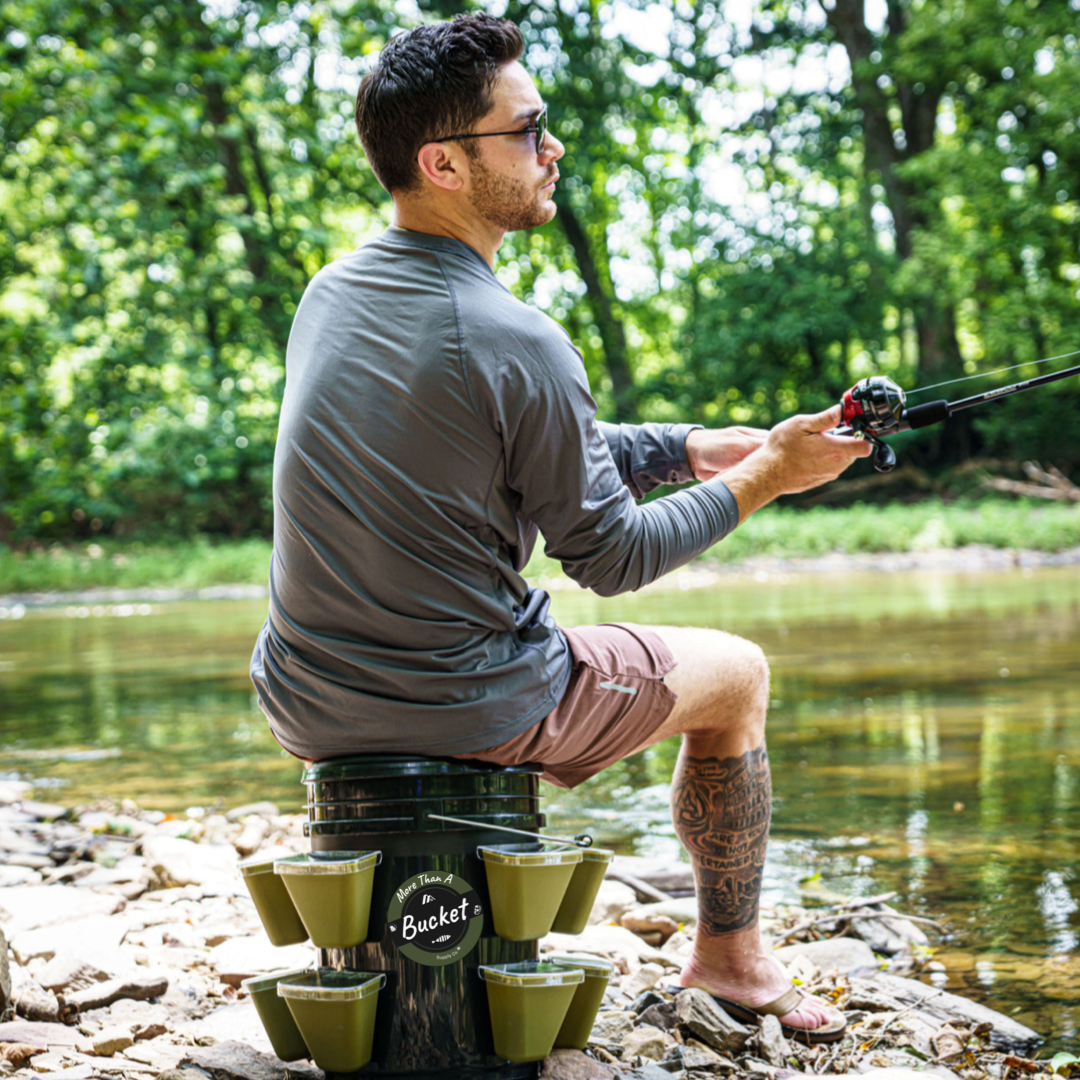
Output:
[536, 110, 547, 153]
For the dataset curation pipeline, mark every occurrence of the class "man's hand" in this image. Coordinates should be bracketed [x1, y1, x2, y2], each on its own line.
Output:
[685, 426, 769, 481]
[717, 405, 874, 521]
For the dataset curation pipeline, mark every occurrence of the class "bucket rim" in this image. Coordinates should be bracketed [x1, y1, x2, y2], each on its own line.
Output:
[273, 851, 381, 875]
[277, 969, 386, 1001]
[577, 847, 614, 863]
[478, 961, 584, 987]
[477, 843, 582, 867]
[303, 756, 544, 784]
[546, 952, 616, 977]
[241, 967, 314, 994]
[237, 854, 280, 877]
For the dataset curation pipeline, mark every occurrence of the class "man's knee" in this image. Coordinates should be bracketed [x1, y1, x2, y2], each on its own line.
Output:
[655, 626, 771, 736]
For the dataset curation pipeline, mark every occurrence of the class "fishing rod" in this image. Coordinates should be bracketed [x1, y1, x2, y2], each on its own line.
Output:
[834, 362, 1080, 473]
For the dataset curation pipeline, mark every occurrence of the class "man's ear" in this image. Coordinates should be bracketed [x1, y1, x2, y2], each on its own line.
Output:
[416, 141, 466, 191]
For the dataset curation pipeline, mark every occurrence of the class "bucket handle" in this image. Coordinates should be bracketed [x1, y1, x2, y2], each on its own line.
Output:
[426, 812, 593, 849]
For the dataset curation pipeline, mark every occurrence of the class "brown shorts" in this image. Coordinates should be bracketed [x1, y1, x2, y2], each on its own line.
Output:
[450, 623, 678, 789]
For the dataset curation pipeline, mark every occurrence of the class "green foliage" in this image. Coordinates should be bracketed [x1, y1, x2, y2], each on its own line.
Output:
[0, 537, 272, 593]
[2, 0, 1079, 543]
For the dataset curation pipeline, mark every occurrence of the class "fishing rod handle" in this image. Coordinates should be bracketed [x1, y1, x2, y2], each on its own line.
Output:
[898, 399, 951, 431]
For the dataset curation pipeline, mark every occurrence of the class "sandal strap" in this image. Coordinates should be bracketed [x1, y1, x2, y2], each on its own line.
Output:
[738, 986, 804, 1017]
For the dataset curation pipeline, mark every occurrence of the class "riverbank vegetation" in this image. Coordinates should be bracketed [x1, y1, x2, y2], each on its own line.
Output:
[2, 1, 1079, 545]
[2, 499, 1077, 596]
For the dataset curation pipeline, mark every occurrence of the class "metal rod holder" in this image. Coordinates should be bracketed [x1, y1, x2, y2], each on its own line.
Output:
[426, 812, 593, 849]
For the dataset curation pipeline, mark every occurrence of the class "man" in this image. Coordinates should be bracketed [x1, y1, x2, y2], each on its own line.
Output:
[251, 13, 869, 1043]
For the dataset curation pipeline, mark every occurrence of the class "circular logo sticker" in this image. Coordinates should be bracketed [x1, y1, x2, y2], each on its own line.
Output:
[386, 871, 484, 967]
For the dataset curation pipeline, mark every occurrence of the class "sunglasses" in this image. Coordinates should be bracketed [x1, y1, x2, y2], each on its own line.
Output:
[437, 105, 548, 155]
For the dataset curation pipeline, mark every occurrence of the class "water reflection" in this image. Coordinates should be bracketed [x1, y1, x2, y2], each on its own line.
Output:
[0, 567, 1077, 1046]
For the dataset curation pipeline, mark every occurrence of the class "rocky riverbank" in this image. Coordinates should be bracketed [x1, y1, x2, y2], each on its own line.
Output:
[0, 783, 1051, 1080]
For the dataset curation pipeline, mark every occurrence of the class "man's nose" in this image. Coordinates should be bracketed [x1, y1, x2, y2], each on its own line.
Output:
[542, 133, 565, 162]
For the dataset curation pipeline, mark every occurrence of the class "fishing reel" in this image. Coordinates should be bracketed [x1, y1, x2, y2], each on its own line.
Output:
[839, 375, 906, 473]
[833, 357, 1079, 474]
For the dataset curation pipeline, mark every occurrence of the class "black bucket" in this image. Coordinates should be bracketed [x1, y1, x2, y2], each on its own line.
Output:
[303, 755, 546, 1080]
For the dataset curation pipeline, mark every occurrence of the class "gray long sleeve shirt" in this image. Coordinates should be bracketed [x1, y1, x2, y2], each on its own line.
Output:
[250, 227, 739, 758]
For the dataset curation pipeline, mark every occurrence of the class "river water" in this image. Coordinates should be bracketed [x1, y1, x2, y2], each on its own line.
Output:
[1, 565, 1078, 1048]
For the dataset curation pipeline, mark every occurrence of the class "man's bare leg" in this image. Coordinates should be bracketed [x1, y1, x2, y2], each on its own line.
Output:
[626, 625, 837, 1031]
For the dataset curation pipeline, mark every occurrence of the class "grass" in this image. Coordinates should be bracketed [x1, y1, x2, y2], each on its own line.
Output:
[1, 499, 1077, 596]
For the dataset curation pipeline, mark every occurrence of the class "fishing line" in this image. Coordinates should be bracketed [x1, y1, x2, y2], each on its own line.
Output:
[908, 348, 1080, 395]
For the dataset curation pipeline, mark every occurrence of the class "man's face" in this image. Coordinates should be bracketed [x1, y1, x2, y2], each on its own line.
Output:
[465, 61, 564, 233]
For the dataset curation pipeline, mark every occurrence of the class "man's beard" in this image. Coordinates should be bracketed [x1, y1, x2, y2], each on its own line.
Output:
[468, 154, 555, 232]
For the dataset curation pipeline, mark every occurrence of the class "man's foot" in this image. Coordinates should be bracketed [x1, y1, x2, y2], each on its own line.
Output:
[678, 951, 845, 1039]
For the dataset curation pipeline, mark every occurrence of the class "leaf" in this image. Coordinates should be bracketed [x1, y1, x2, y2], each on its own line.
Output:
[1051, 1053, 1080, 1076]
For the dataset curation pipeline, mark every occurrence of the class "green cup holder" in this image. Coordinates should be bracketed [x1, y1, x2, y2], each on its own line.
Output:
[549, 847, 613, 935]
[477, 843, 582, 941]
[273, 851, 381, 949]
[238, 855, 309, 947]
[479, 961, 584, 1063]
[277, 969, 386, 1073]
[547, 952, 615, 1050]
[241, 967, 312, 1062]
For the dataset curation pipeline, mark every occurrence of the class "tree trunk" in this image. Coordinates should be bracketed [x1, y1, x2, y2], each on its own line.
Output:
[554, 194, 636, 421]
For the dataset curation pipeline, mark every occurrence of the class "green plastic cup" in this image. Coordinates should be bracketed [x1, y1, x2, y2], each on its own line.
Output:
[241, 968, 312, 1062]
[278, 970, 386, 1073]
[477, 844, 582, 941]
[273, 851, 381, 949]
[548, 953, 615, 1050]
[238, 855, 309, 946]
[479, 961, 584, 1063]
[550, 847, 613, 935]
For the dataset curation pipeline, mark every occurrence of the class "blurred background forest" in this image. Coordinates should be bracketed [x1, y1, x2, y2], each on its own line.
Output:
[2, 0, 1079, 545]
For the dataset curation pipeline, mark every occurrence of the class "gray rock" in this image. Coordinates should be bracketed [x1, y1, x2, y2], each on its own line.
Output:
[0, 1019, 84, 1045]
[67, 973, 169, 1011]
[863, 974, 1040, 1050]
[622, 1024, 669, 1061]
[673, 989, 751, 1054]
[847, 910, 928, 956]
[590, 1009, 635, 1042]
[540, 1048, 616, 1079]
[0, 885, 124, 934]
[588, 879, 642, 927]
[142, 836, 239, 891]
[623, 1065, 679, 1080]
[0, 865, 41, 887]
[755, 1015, 790, 1067]
[0, 925, 9, 1015]
[682, 1041, 735, 1070]
[36, 955, 115, 993]
[773, 937, 879, 976]
[637, 1001, 678, 1031]
[0, 779, 32, 805]
[180, 1000, 277, 1056]
[11, 914, 129, 966]
[631, 990, 666, 1015]
[92, 1026, 134, 1056]
[206, 936, 314, 988]
[182, 1040, 323, 1080]
[225, 803, 280, 822]
[108, 998, 172, 1040]
[624, 962, 667, 997]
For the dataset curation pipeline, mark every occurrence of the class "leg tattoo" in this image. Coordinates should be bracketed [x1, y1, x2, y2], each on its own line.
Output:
[672, 744, 772, 936]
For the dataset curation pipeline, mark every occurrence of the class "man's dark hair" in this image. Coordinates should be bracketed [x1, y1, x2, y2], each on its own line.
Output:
[355, 14, 525, 195]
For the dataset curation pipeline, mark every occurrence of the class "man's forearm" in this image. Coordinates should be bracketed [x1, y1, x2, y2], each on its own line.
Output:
[714, 451, 786, 524]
